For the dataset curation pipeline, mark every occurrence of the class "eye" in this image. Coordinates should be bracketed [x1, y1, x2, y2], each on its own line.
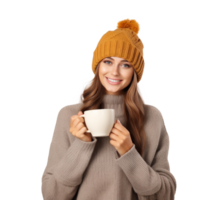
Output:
[104, 60, 111, 64]
[122, 64, 130, 68]
[104, 60, 130, 68]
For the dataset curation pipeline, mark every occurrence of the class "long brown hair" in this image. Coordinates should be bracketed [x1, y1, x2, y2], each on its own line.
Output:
[79, 62, 147, 157]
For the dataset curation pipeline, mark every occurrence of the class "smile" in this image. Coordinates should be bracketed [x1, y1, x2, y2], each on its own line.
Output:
[106, 77, 122, 85]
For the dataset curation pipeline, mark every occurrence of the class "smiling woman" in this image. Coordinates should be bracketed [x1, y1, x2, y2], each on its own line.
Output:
[80, 51, 143, 152]
[98, 56, 135, 95]
[41, 19, 177, 200]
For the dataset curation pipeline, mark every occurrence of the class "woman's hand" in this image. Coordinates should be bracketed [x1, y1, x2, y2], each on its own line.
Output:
[69, 111, 92, 142]
[109, 119, 134, 156]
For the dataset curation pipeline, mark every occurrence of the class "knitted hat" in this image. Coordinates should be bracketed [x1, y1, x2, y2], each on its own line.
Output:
[92, 19, 144, 82]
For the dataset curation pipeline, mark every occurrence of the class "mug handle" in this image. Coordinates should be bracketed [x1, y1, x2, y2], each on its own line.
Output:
[79, 114, 91, 133]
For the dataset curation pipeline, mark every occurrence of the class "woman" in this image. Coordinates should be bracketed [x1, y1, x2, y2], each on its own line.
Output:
[41, 19, 177, 200]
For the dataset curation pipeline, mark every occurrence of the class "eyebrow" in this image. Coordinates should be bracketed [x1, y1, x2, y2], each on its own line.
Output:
[105, 57, 129, 62]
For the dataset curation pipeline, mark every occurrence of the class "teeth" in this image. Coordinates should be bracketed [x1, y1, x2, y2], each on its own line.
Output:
[107, 78, 121, 82]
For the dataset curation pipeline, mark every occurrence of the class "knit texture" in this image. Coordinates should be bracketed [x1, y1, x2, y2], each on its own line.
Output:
[41, 94, 177, 200]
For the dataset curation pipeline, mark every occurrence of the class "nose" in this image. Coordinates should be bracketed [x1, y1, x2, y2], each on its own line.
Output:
[111, 64, 120, 75]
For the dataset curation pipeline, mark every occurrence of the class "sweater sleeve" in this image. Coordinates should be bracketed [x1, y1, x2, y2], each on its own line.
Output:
[41, 106, 98, 200]
[114, 113, 177, 200]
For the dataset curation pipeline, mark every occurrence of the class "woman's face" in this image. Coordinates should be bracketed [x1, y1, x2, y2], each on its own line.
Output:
[98, 56, 134, 95]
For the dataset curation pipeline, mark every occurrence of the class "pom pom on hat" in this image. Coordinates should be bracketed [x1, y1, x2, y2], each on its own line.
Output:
[117, 19, 139, 34]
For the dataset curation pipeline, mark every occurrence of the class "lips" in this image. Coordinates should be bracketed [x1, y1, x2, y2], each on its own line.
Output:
[106, 77, 122, 81]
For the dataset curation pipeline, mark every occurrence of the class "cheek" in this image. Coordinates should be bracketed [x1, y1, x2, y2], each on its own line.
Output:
[122, 69, 134, 81]
[121, 73, 132, 82]
[99, 64, 109, 75]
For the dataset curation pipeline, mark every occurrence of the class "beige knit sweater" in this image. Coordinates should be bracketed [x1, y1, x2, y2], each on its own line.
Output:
[41, 94, 177, 200]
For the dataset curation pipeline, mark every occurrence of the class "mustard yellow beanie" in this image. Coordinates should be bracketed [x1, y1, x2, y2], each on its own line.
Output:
[92, 19, 144, 82]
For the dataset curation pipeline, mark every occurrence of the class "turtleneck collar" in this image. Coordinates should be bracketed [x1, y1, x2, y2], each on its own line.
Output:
[103, 94, 124, 106]
[101, 94, 125, 119]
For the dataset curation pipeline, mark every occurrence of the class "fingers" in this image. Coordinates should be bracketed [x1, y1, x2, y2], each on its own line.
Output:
[69, 111, 86, 136]
[78, 111, 85, 123]
[78, 116, 85, 123]
[74, 115, 85, 123]
[78, 111, 82, 115]
[76, 126, 87, 138]
[71, 122, 85, 136]
[69, 111, 92, 142]
[70, 113, 84, 126]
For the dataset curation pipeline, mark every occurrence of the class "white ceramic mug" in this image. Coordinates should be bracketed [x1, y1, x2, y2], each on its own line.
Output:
[80, 109, 115, 137]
